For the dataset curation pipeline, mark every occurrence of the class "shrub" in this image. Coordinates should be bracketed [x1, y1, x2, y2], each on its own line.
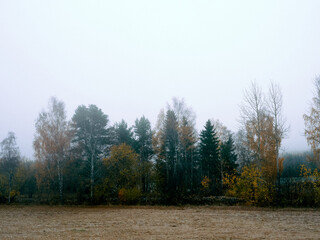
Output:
[224, 165, 274, 206]
[118, 187, 141, 204]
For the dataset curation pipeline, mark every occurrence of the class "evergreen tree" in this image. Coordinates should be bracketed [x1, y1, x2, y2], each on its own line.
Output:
[134, 116, 153, 193]
[220, 134, 238, 176]
[114, 120, 135, 148]
[71, 104, 109, 201]
[179, 116, 197, 194]
[199, 120, 220, 194]
[155, 110, 180, 202]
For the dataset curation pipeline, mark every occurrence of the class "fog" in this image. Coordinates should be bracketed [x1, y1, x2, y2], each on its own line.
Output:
[1, 1, 319, 158]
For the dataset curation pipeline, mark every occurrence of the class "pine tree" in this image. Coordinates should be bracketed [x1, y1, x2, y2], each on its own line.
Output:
[71, 104, 109, 201]
[134, 116, 153, 193]
[115, 120, 135, 148]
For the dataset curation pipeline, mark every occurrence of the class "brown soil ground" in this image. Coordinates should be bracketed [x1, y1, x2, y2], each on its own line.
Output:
[0, 205, 319, 239]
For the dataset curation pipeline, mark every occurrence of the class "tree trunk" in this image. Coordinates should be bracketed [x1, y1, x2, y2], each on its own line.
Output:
[221, 160, 223, 195]
[191, 151, 193, 191]
[90, 151, 94, 202]
[57, 160, 63, 204]
[8, 173, 11, 204]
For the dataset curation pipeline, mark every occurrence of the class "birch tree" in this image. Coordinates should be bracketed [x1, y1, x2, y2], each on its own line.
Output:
[0, 132, 20, 203]
[240, 82, 287, 186]
[267, 82, 288, 188]
[304, 76, 320, 168]
[240, 82, 266, 164]
[34, 97, 72, 203]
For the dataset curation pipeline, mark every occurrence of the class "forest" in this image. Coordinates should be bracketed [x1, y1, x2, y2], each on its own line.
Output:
[1, 80, 320, 207]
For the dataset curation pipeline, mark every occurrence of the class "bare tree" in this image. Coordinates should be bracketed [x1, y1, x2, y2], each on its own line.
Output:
[267, 82, 288, 188]
[240, 82, 266, 164]
[0, 132, 20, 203]
[34, 97, 72, 203]
[211, 119, 231, 143]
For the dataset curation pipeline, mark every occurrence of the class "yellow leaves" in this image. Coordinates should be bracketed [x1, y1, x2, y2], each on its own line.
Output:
[299, 165, 320, 205]
[201, 176, 210, 189]
[10, 190, 19, 199]
[223, 165, 273, 206]
[304, 78, 320, 167]
[104, 143, 140, 189]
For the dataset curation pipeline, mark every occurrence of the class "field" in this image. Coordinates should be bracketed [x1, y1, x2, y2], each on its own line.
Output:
[0, 206, 319, 239]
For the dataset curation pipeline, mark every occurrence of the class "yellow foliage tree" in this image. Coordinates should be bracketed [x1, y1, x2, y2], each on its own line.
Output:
[103, 144, 141, 202]
[241, 82, 287, 192]
[304, 76, 320, 168]
[299, 165, 320, 205]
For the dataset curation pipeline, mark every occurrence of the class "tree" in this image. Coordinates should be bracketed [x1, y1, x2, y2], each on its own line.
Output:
[160, 110, 180, 200]
[104, 144, 140, 191]
[33, 97, 72, 203]
[304, 76, 320, 168]
[179, 116, 197, 193]
[14, 157, 37, 198]
[0, 132, 20, 203]
[114, 120, 135, 147]
[240, 82, 287, 199]
[71, 104, 109, 201]
[234, 129, 254, 169]
[211, 119, 237, 192]
[220, 134, 238, 176]
[134, 116, 153, 193]
[199, 120, 220, 194]
[240, 82, 266, 164]
[153, 98, 198, 201]
[267, 82, 288, 190]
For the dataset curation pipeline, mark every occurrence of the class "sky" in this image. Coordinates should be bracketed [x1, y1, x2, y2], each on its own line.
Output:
[0, 1, 320, 159]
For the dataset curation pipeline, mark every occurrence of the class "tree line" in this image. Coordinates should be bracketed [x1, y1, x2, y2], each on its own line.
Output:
[1, 79, 320, 206]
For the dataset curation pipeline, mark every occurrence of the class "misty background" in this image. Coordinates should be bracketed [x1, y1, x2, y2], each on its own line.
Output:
[1, 1, 319, 158]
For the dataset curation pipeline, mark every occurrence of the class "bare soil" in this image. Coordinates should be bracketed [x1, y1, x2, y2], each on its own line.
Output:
[0, 205, 319, 239]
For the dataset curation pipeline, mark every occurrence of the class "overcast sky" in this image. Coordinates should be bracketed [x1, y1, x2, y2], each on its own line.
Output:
[1, 1, 320, 159]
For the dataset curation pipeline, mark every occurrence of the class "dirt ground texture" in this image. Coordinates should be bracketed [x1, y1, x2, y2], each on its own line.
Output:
[0, 205, 319, 240]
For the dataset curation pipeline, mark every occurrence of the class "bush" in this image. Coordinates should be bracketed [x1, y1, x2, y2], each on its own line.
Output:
[224, 165, 274, 206]
[296, 165, 320, 206]
[118, 187, 141, 204]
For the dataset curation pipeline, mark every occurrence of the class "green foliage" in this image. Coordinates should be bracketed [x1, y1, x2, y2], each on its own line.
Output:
[71, 104, 109, 201]
[115, 120, 135, 147]
[220, 134, 238, 176]
[134, 116, 153, 193]
[199, 120, 220, 194]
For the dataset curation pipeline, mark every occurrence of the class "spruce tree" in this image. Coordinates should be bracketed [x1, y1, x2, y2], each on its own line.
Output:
[220, 134, 238, 176]
[199, 120, 220, 194]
